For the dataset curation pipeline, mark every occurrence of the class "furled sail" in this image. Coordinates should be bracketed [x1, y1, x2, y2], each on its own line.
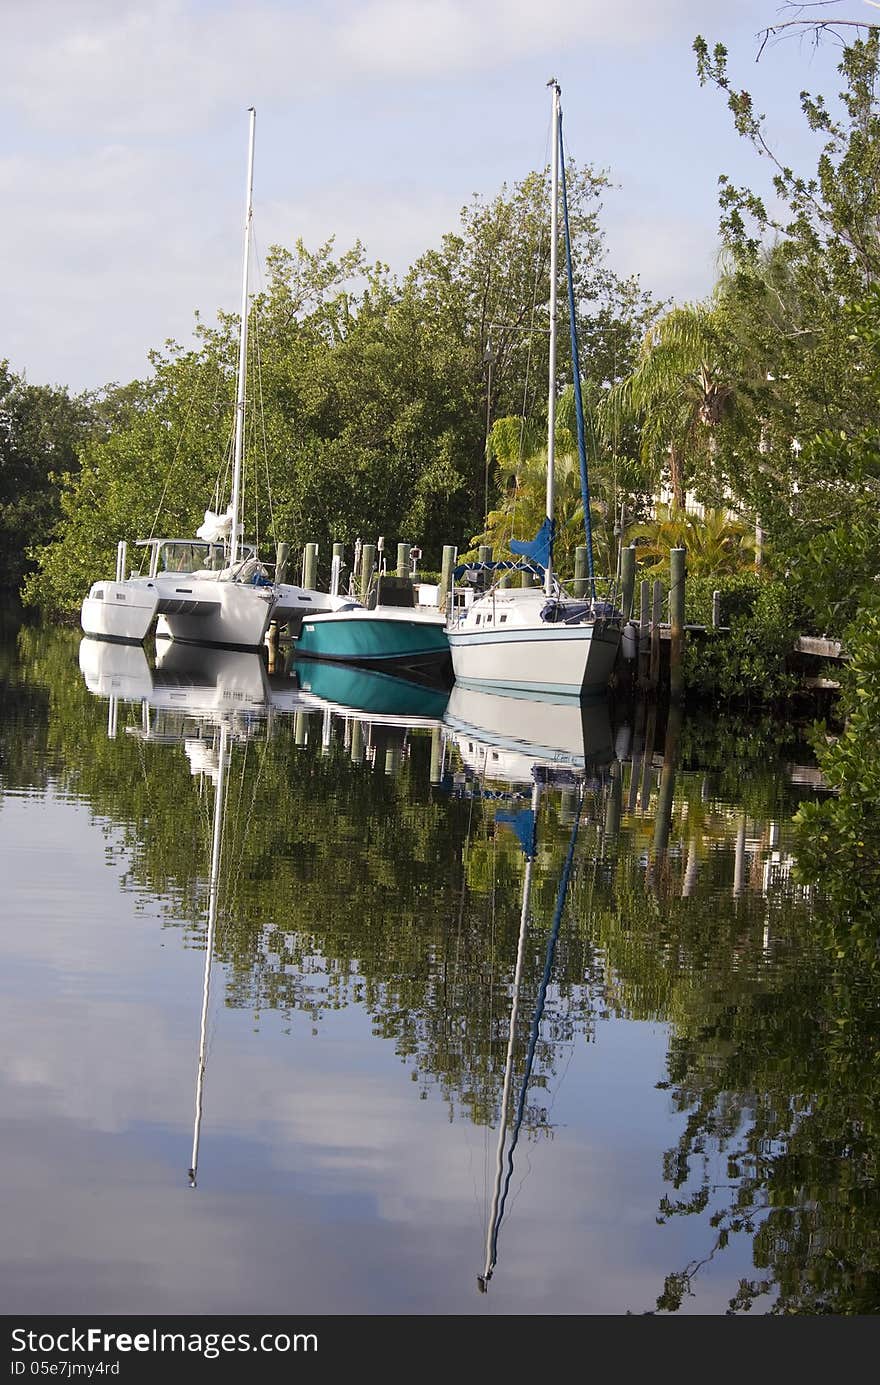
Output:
[196, 508, 234, 544]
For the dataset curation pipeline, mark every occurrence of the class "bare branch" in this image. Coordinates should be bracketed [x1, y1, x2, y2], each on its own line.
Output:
[757, 2, 878, 59]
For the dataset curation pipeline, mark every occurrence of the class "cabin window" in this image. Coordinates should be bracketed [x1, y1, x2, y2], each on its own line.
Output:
[475, 615, 481, 625]
[500, 614, 507, 623]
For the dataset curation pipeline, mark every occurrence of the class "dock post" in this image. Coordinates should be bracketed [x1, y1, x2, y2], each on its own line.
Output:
[302, 542, 318, 591]
[712, 589, 721, 629]
[360, 542, 377, 609]
[397, 543, 411, 578]
[331, 542, 345, 595]
[275, 541, 289, 585]
[439, 544, 457, 613]
[499, 570, 512, 589]
[637, 580, 650, 687]
[620, 544, 636, 621]
[294, 711, 308, 747]
[430, 727, 443, 784]
[573, 545, 588, 599]
[669, 547, 686, 701]
[649, 579, 662, 691]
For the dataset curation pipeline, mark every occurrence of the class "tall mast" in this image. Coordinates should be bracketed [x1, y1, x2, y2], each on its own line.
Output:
[545, 80, 560, 598]
[230, 106, 256, 571]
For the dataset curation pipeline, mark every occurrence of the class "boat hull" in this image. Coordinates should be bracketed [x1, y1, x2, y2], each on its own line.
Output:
[296, 608, 450, 674]
[155, 579, 274, 651]
[82, 571, 275, 651]
[269, 584, 347, 636]
[81, 582, 159, 643]
[448, 621, 620, 697]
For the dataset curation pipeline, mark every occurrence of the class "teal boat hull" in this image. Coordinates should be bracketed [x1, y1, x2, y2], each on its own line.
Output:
[296, 610, 451, 677]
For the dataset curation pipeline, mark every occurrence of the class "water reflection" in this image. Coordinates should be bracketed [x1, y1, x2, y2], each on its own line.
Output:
[188, 720, 230, 1189]
[1, 624, 875, 1313]
[478, 778, 587, 1292]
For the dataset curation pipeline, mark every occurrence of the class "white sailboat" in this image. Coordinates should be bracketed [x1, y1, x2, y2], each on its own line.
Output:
[81, 108, 344, 651]
[447, 80, 621, 697]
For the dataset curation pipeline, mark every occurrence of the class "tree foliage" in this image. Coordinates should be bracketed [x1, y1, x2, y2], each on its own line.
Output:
[20, 164, 654, 614]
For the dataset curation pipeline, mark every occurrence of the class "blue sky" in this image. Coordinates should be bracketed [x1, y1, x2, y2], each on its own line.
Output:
[1, 1, 872, 392]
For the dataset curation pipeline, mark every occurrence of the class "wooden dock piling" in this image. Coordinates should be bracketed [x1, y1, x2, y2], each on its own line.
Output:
[439, 545, 457, 611]
[275, 541, 289, 585]
[620, 544, 636, 620]
[638, 580, 650, 688]
[649, 580, 662, 691]
[669, 547, 685, 701]
[573, 545, 588, 599]
[360, 542, 377, 609]
[302, 542, 318, 591]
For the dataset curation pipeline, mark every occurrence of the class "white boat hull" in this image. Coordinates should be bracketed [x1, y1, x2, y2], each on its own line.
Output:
[81, 581, 159, 642]
[155, 578, 274, 649]
[269, 584, 351, 635]
[448, 619, 620, 696]
[82, 572, 276, 650]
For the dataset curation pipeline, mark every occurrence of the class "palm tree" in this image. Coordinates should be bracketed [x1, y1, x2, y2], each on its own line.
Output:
[627, 503, 758, 577]
[604, 301, 743, 508]
[467, 385, 654, 576]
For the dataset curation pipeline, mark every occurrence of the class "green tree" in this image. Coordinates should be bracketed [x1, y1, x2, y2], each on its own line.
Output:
[0, 362, 93, 592]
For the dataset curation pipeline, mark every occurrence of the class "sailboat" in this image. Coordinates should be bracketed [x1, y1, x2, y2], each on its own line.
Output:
[81, 107, 344, 651]
[447, 80, 621, 697]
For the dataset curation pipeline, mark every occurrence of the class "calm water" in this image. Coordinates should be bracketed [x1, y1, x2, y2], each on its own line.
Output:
[1, 619, 877, 1315]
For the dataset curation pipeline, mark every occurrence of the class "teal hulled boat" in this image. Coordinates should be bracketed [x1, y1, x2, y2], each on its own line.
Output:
[295, 604, 451, 678]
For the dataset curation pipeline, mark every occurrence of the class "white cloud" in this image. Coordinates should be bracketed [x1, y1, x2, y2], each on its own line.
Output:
[0, 0, 839, 388]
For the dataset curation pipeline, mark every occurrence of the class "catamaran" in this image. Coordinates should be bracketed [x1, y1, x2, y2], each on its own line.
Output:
[81, 108, 344, 651]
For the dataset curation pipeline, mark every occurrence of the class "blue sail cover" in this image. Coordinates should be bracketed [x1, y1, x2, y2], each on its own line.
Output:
[509, 516, 555, 571]
[496, 808, 537, 859]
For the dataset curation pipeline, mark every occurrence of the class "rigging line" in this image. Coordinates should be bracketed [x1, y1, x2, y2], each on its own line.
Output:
[499, 111, 554, 556]
[252, 308, 277, 548]
[143, 359, 210, 560]
[249, 225, 277, 546]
